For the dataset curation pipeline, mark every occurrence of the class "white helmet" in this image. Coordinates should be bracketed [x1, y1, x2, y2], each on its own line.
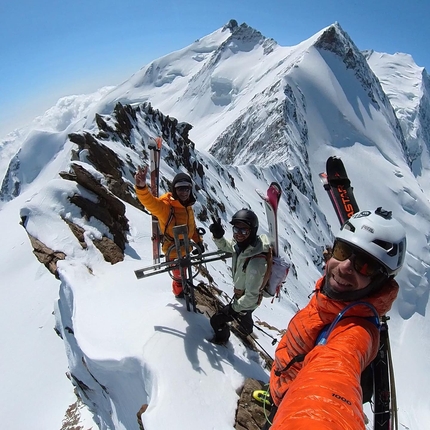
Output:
[336, 207, 406, 276]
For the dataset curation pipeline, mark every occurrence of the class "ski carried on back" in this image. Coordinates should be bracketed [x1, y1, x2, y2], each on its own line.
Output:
[373, 316, 398, 430]
[148, 137, 162, 264]
[256, 182, 282, 256]
[256, 182, 290, 300]
[319, 156, 359, 225]
[320, 156, 397, 430]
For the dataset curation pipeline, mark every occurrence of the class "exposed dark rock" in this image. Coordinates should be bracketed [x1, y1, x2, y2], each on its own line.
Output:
[26, 233, 66, 279]
[137, 404, 148, 430]
[60, 163, 129, 253]
[63, 218, 123, 264]
[224, 19, 238, 31]
[112, 102, 138, 145]
[68, 133, 123, 181]
[95, 113, 115, 135]
[69, 193, 127, 252]
[63, 218, 88, 249]
[60, 396, 92, 430]
[235, 378, 269, 430]
[93, 236, 124, 264]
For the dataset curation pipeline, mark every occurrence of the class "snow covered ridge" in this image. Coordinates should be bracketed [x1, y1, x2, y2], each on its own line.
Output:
[1, 19, 430, 429]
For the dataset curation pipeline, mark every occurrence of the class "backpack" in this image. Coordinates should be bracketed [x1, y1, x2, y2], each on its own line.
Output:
[243, 246, 290, 302]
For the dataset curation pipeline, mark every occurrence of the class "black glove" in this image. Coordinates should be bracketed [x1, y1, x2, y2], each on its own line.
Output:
[220, 304, 233, 315]
[209, 217, 225, 239]
[192, 241, 205, 255]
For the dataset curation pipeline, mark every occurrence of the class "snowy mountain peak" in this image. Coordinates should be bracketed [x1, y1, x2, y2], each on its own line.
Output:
[224, 19, 276, 53]
[315, 23, 392, 106]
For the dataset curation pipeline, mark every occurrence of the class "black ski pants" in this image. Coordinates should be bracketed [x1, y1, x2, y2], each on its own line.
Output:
[210, 304, 254, 343]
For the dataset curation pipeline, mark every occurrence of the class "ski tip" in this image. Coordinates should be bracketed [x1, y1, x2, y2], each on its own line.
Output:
[269, 182, 282, 192]
[255, 189, 269, 201]
[148, 137, 163, 150]
[319, 172, 328, 183]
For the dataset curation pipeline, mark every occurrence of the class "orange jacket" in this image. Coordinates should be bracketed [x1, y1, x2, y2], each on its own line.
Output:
[135, 186, 201, 258]
[270, 276, 399, 430]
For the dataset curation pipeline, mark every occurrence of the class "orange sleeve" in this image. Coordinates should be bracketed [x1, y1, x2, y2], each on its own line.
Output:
[271, 318, 379, 430]
[135, 186, 171, 220]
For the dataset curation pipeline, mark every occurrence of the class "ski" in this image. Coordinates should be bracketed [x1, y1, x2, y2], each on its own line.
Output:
[320, 156, 396, 430]
[256, 182, 282, 256]
[373, 318, 390, 430]
[256, 182, 290, 301]
[319, 156, 359, 225]
[148, 137, 162, 264]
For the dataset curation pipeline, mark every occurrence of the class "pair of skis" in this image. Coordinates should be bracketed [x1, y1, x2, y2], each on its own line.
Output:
[320, 156, 397, 430]
[148, 137, 162, 264]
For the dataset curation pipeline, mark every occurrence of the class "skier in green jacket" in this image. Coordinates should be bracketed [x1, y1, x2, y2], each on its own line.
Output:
[208, 209, 271, 344]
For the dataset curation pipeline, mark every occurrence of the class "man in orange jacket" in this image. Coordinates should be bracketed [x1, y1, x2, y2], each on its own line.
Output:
[135, 166, 203, 298]
[267, 208, 406, 430]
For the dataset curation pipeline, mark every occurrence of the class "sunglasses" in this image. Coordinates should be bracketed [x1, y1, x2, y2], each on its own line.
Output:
[332, 240, 386, 277]
[232, 226, 251, 235]
[176, 186, 191, 192]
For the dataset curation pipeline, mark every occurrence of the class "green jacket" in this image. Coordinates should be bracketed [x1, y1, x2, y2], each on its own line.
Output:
[213, 234, 271, 312]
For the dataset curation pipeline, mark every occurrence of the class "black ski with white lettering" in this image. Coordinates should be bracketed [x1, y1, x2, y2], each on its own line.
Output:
[319, 156, 359, 225]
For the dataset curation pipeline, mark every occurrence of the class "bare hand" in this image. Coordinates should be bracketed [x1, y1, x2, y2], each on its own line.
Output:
[135, 165, 148, 188]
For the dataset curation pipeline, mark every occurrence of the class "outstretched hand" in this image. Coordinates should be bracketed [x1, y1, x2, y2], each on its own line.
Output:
[209, 216, 225, 239]
[135, 165, 148, 188]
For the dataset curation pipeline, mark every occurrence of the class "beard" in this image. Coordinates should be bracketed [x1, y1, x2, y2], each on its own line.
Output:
[323, 269, 386, 302]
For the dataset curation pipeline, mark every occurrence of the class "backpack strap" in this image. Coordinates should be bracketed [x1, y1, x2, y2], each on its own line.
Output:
[258, 247, 273, 293]
[160, 206, 175, 244]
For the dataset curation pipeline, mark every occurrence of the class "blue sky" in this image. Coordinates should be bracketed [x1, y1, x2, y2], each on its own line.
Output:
[1, 0, 428, 139]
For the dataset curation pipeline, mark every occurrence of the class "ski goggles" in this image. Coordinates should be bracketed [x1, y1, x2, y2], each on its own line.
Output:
[175, 186, 191, 192]
[232, 226, 251, 235]
[332, 240, 386, 277]
[175, 181, 192, 188]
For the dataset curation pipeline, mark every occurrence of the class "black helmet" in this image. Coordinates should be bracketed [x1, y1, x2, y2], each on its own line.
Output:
[230, 209, 259, 229]
[171, 172, 196, 205]
[172, 172, 192, 190]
